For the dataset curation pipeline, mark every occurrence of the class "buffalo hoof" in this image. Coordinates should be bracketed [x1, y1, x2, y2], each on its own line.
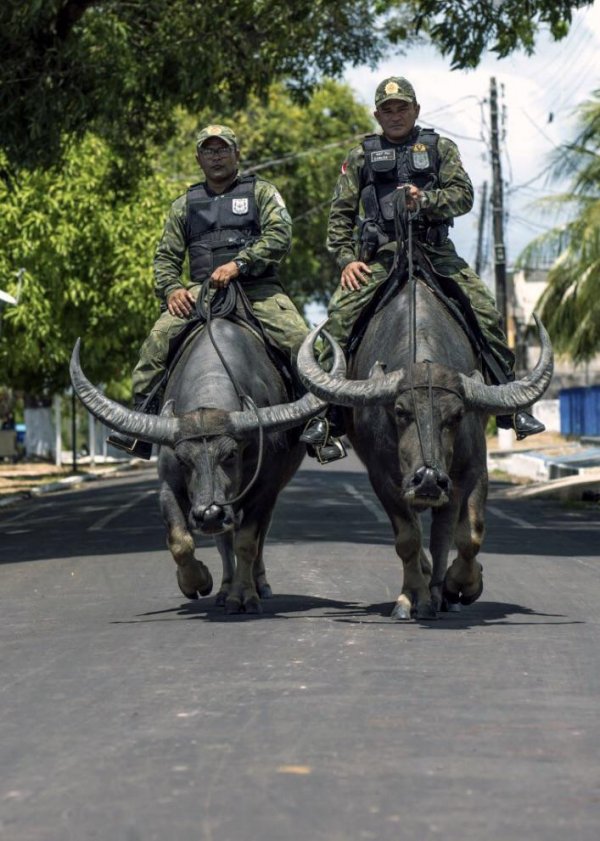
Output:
[244, 595, 262, 614]
[390, 602, 412, 621]
[460, 577, 484, 605]
[177, 563, 213, 600]
[215, 590, 228, 607]
[225, 597, 242, 614]
[415, 601, 437, 620]
[257, 582, 273, 599]
[440, 598, 461, 613]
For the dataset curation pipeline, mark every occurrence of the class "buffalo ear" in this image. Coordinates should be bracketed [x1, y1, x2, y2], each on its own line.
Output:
[161, 400, 176, 417]
[368, 361, 387, 379]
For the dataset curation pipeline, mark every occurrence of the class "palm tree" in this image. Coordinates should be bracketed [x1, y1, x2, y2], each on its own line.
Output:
[518, 89, 600, 363]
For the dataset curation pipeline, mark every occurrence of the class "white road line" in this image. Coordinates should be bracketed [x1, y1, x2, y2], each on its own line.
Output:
[88, 489, 156, 531]
[343, 482, 388, 524]
[486, 504, 536, 529]
[0, 502, 50, 527]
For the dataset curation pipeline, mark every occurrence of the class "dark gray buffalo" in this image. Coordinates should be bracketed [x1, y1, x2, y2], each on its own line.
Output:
[297, 280, 553, 620]
[70, 320, 344, 613]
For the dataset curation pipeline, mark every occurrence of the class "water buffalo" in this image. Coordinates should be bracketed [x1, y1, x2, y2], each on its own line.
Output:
[70, 319, 345, 614]
[297, 279, 553, 620]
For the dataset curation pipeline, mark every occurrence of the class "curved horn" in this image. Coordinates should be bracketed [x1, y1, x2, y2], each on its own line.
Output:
[70, 340, 181, 446]
[227, 330, 347, 434]
[296, 322, 405, 406]
[460, 315, 554, 413]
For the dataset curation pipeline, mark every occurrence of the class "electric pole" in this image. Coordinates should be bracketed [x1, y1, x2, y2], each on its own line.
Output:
[475, 180, 488, 276]
[489, 77, 507, 330]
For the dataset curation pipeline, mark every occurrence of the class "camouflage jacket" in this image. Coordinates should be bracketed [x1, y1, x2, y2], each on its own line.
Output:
[327, 129, 475, 270]
[154, 175, 292, 302]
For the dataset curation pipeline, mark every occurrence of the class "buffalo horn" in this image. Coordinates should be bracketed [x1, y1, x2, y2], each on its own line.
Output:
[70, 340, 181, 446]
[296, 322, 406, 406]
[460, 315, 554, 412]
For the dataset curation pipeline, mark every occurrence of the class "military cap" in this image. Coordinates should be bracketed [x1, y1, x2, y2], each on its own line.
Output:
[375, 77, 417, 107]
[196, 124, 238, 149]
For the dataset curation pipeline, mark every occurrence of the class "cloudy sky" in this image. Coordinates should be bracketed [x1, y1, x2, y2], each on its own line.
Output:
[343, 0, 600, 283]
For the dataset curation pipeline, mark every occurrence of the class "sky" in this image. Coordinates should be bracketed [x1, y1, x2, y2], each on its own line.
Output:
[343, 0, 600, 285]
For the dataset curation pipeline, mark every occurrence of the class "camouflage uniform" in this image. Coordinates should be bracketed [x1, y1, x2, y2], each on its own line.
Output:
[325, 132, 515, 378]
[132, 176, 309, 398]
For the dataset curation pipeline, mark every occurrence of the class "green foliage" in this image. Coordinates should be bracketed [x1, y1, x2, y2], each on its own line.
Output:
[1, 1, 587, 174]
[0, 0, 385, 175]
[0, 137, 172, 394]
[408, 0, 591, 69]
[517, 90, 600, 363]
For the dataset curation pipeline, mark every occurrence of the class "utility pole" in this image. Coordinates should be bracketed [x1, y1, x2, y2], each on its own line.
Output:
[475, 180, 488, 276]
[489, 77, 507, 330]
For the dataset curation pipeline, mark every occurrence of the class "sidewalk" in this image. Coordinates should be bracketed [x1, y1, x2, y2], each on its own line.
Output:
[0, 458, 156, 507]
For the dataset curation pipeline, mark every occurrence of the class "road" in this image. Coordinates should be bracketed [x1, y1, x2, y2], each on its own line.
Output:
[1, 452, 599, 841]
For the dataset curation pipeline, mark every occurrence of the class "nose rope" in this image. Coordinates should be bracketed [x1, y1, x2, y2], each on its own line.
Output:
[398, 189, 435, 472]
[180, 278, 266, 511]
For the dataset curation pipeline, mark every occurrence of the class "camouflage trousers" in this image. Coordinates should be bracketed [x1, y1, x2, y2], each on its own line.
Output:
[326, 243, 515, 379]
[132, 281, 310, 398]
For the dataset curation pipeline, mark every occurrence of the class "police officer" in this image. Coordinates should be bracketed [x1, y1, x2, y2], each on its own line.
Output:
[109, 124, 311, 458]
[301, 76, 544, 448]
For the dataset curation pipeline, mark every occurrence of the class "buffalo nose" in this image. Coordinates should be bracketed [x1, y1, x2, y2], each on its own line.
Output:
[195, 503, 225, 528]
[411, 466, 451, 498]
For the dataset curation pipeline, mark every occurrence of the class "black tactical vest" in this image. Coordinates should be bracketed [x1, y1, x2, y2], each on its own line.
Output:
[185, 175, 272, 282]
[360, 128, 447, 237]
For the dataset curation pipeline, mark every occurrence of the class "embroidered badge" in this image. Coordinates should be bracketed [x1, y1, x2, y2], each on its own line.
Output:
[411, 143, 430, 170]
[207, 125, 223, 135]
[273, 190, 286, 208]
[384, 81, 399, 95]
[232, 198, 249, 214]
[341, 160, 348, 175]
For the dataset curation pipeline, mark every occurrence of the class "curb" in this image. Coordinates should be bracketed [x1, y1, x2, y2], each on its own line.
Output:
[0, 460, 156, 509]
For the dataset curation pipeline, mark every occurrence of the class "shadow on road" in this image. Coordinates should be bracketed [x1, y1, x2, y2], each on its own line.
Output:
[111, 594, 583, 630]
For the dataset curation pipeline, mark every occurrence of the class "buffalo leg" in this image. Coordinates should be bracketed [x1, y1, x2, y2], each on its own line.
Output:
[226, 505, 274, 614]
[160, 482, 213, 599]
[443, 474, 487, 605]
[429, 498, 461, 611]
[214, 532, 236, 606]
[253, 516, 273, 599]
[373, 479, 432, 620]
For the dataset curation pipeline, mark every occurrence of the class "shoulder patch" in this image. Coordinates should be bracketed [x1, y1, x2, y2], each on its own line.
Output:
[341, 160, 348, 175]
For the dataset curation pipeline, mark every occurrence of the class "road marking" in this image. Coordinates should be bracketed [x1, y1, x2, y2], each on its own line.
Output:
[487, 504, 536, 529]
[0, 502, 50, 528]
[343, 482, 388, 523]
[87, 489, 156, 531]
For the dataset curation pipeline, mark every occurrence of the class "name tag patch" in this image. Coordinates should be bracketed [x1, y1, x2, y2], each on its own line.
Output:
[370, 149, 396, 163]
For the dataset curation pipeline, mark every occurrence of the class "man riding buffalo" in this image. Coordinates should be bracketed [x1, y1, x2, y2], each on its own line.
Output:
[110, 124, 314, 458]
[300, 76, 545, 453]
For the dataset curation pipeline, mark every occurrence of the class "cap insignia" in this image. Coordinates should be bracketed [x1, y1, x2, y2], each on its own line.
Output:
[384, 81, 399, 95]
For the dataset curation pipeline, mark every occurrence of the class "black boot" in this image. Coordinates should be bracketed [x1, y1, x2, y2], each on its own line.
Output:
[300, 409, 347, 464]
[496, 410, 546, 441]
[106, 396, 158, 460]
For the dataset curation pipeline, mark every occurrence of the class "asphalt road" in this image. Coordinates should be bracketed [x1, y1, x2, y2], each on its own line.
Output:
[1, 452, 599, 841]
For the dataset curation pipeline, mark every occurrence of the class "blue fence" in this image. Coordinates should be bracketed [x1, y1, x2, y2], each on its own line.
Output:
[560, 386, 600, 436]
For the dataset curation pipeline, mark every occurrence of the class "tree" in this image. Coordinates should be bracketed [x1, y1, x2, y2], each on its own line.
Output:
[0, 136, 173, 395]
[517, 90, 600, 363]
[1, 1, 591, 174]
[410, 0, 592, 69]
[0, 80, 372, 395]
[0, 0, 389, 176]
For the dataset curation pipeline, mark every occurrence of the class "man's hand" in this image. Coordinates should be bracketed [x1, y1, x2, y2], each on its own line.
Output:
[341, 261, 372, 292]
[167, 287, 195, 318]
[400, 184, 424, 211]
[210, 261, 240, 289]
